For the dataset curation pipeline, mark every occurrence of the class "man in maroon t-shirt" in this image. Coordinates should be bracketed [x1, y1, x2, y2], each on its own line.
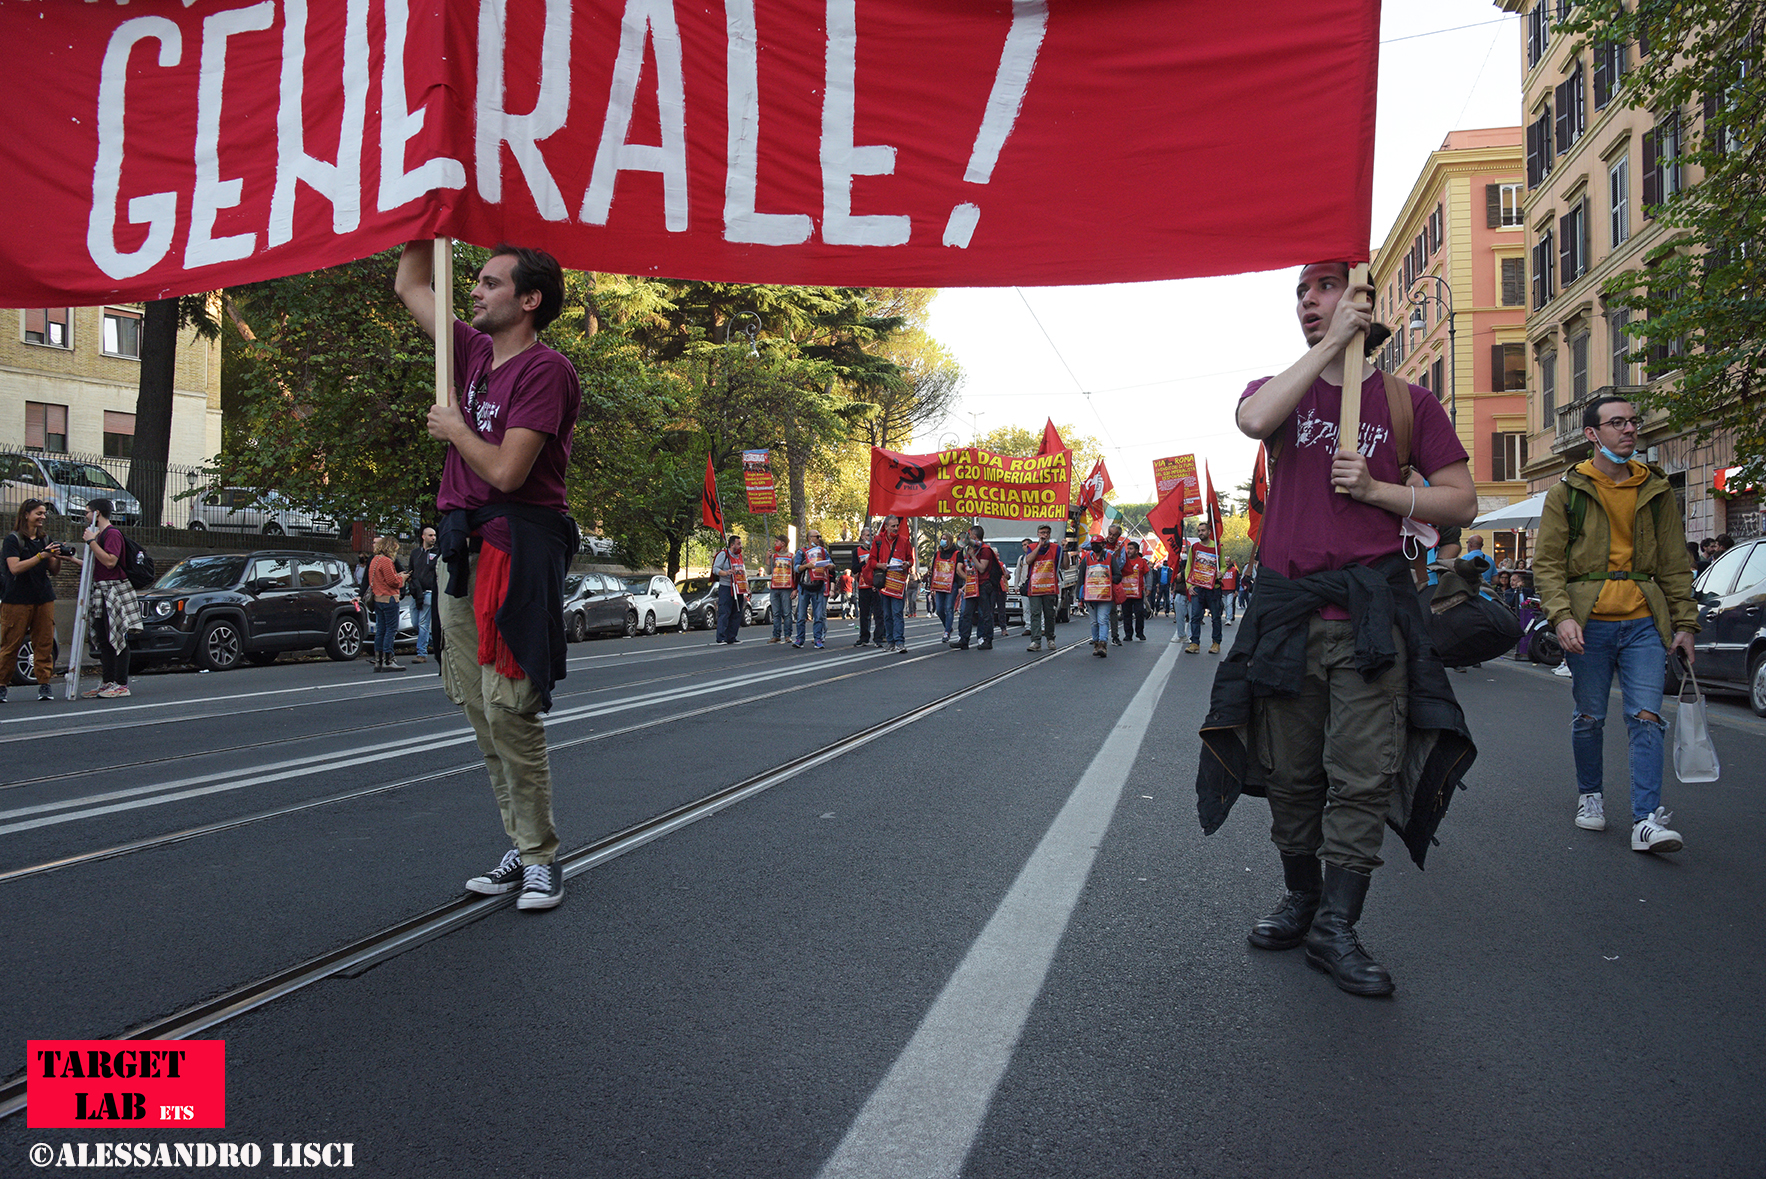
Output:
[1230, 261, 1475, 996]
[395, 242, 580, 913]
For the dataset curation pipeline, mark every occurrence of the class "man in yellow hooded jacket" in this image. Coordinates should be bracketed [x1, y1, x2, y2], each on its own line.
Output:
[1533, 395, 1698, 853]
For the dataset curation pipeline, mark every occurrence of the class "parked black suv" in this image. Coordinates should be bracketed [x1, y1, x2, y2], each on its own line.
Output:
[132, 551, 365, 671]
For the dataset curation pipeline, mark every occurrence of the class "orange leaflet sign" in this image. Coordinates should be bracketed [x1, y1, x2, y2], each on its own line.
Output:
[868, 445, 1070, 520]
[1153, 455, 1202, 516]
[742, 449, 777, 514]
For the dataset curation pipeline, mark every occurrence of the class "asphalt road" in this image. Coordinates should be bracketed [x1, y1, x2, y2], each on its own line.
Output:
[3, 608, 1762, 1177]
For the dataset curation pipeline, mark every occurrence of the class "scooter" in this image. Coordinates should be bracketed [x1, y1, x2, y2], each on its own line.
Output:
[1519, 596, 1564, 667]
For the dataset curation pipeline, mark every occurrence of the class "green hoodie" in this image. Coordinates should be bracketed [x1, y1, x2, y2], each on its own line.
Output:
[1532, 460, 1698, 646]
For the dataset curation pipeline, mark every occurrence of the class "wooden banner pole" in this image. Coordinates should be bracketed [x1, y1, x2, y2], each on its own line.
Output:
[433, 238, 454, 408]
[1335, 261, 1370, 495]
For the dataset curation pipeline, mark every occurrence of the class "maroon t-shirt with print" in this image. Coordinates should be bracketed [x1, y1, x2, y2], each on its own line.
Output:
[1241, 371, 1465, 583]
[437, 319, 581, 552]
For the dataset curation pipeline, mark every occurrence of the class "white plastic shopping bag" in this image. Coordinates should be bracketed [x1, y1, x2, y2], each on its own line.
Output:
[1672, 655, 1721, 783]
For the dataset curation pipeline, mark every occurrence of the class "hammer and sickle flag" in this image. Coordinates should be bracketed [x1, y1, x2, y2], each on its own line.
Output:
[701, 452, 726, 534]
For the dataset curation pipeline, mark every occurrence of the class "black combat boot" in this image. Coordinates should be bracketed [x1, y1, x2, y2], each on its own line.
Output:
[1303, 863, 1395, 996]
[1246, 852, 1322, 951]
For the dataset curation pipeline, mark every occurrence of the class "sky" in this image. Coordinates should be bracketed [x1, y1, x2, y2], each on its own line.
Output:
[915, 0, 1524, 505]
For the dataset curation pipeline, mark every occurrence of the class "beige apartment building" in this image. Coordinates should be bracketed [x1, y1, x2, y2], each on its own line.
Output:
[2, 303, 221, 469]
[1372, 126, 1532, 562]
[1497, 0, 1732, 539]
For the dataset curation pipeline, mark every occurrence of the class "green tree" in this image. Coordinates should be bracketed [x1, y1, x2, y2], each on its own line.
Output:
[1556, 2, 1766, 473]
[131, 294, 221, 526]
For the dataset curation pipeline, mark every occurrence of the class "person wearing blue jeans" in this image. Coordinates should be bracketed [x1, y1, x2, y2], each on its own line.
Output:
[1564, 618, 1671, 833]
[767, 535, 794, 643]
[711, 535, 747, 645]
[793, 530, 833, 647]
[408, 526, 438, 662]
[1533, 394, 1698, 853]
[928, 533, 959, 641]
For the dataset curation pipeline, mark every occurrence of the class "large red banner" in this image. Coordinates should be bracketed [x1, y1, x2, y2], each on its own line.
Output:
[869, 444, 1069, 520]
[0, 1, 1378, 305]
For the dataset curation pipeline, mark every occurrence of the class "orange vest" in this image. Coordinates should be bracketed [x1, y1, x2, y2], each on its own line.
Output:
[1082, 557, 1114, 602]
[1028, 545, 1061, 595]
[770, 551, 794, 589]
[930, 552, 956, 592]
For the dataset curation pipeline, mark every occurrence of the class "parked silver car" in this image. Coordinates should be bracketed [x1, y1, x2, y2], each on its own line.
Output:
[187, 487, 338, 536]
[0, 450, 142, 525]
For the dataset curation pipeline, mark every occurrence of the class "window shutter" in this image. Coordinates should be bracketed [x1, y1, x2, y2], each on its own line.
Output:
[1555, 80, 1573, 153]
[1532, 242, 1544, 308]
[25, 308, 45, 337]
[1704, 89, 1722, 156]
[1492, 434, 1505, 481]
[1559, 214, 1573, 286]
[1492, 344, 1507, 392]
[1487, 184, 1500, 228]
[1502, 257, 1526, 306]
[1641, 128, 1658, 209]
[1594, 43, 1611, 108]
[1526, 123, 1540, 188]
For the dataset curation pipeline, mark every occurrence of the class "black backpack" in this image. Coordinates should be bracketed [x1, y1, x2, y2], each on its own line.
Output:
[107, 527, 157, 590]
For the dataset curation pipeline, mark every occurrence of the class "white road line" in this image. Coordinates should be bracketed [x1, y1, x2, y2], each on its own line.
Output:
[816, 635, 1180, 1179]
[0, 650, 885, 834]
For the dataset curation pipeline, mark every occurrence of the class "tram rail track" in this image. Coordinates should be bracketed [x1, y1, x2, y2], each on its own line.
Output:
[0, 643, 1071, 1120]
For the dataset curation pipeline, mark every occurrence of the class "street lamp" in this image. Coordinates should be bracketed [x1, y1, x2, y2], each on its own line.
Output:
[967, 410, 985, 442]
[1406, 275, 1456, 428]
[730, 311, 761, 358]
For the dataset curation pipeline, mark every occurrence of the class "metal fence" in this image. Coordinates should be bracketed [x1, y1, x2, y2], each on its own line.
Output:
[0, 447, 351, 540]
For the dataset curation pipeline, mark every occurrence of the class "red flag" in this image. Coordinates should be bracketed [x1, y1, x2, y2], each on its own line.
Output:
[1037, 420, 1065, 457]
[701, 453, 726, 534]
[1146, 487, 1186, 571]
[0, 3, 1381, 306]
[1248, 444, 1269, 547]
[1076, 459, 1113, 512]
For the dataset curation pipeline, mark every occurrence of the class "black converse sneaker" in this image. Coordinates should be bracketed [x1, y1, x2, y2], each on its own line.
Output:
[516, 863, 564, 911]
[465, 848, 525, 895]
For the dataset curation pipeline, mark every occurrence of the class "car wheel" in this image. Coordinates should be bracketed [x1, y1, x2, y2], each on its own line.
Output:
[246, 650, 278, 666]
[263, 522, 285, 535]
[1531, 628, 1564, 668]
[11, 637, 59, 686]
[195, 618, 245, 671]
[677, 610, 690, 633]
[703, 607, 716, 631]
[643, 611, 657, 635]
[624, 611, 637, 637]
[569, 611, 588, 643]
[742, 601, 755, 627]
[1749, 653, 1766, 718]
[188, 520, 207, 531]
[326, 615, 363, 661]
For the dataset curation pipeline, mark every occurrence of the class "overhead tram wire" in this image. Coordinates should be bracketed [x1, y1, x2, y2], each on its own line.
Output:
[1013, 287, 1119, 452]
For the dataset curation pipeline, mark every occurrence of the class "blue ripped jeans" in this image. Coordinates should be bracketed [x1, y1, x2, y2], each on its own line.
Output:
[1564, 616, 1668, 822]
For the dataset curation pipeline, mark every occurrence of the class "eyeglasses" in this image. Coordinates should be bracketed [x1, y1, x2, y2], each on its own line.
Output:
[1599, 416, 1643, 431]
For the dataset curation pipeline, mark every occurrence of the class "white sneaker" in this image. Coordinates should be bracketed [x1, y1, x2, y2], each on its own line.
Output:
[1575, 792, 1606, 831]
[1631, 807, 1683, 854]
[1553, 663, 1573, 677]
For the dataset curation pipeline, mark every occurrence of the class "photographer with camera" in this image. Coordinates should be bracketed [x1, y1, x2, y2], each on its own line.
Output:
[2, 498, 73, 702]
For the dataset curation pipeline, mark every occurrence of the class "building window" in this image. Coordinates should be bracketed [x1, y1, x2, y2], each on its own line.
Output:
[1533, 224, 1557, 308]
[1559, 198, 1589, 286]
[24, 308, 70, 349]
[1540, 349, 1558, 425]
[1555, 66, 1586, 154]
[1493, 342, 1528, 391]
[1431, 358, 1445, 402]
[1428, 205, 1444, 254]
[1610, 309, 1633, 386]
[1570, 331, 1590, 401]
[25, 402, 68, 452]
[103, 308, 142, 359]
[1643, 112, 1682, 211]
[1527, 0, 1552, 70]
[1501, 257, 1527, 307]
[1527, 106, 1555, 188]
[1609, 156, 1630, 247]
[1492, 432, 1529, 481]
[102, 411, 135, 459]
[1593, 40, 1629, 110]
[1500, 183, 1524, 227]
